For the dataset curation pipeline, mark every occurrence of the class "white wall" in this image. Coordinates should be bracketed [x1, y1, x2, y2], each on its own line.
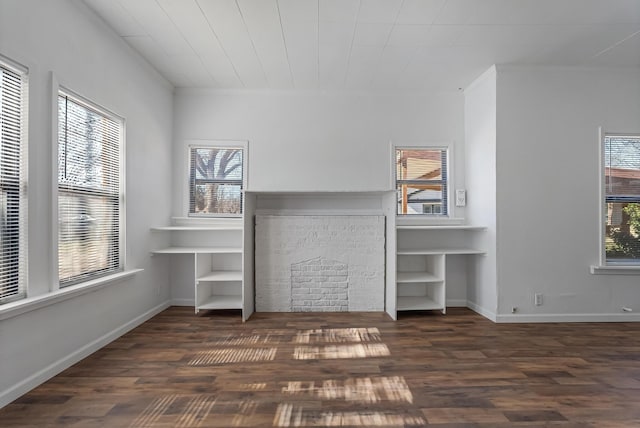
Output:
[0, 0, 173, 406]
[464, 67, 498, 320]
[173, 89, 465, 204]
[172, 88, 467, 304]
[495, 66, 640, 320]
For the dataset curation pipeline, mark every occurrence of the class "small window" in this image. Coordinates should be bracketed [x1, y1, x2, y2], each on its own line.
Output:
[189, 145, 244, 216]
[603, 134, 640, 264]
[395, 148, 448, 216]
[0, 58, 28, 304]
[58, 90, 124, 286]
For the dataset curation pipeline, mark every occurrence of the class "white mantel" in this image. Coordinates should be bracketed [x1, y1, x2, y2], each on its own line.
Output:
[246, 190, 395, 216]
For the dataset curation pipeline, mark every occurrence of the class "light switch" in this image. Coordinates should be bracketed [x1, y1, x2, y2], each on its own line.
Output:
[455, 189, 466, 207]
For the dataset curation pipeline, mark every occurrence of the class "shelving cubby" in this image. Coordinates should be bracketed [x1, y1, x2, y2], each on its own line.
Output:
[395, 224, 486, 317]
[151, 217, 251, 319]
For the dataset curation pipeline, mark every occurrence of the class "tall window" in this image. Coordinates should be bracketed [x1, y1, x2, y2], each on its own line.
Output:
[58, 91, 123, 286]
[0, 59, 27, 303]
[603, 134, 640, 264]
[395, 148, 448, 216]
[189, 146, 244, 216]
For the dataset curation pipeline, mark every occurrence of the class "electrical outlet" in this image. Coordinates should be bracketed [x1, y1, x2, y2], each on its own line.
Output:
[455, 189, 466, 207]
[534, 293, 543, 306]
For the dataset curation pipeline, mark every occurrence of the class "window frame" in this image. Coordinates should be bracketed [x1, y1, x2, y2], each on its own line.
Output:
[0, 55, 28, 304]
[55, 85, 125, 288]
[598, 129, 640, 269]
[392, 144, 451, 217]
[185, 140, 248, 218]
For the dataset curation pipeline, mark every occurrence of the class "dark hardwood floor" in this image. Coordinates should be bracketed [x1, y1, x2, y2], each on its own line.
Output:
[2, 307, 640, 427]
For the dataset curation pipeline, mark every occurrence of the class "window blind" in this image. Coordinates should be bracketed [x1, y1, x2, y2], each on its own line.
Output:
[58, 92, 123, 286]
[0, 61, 27, 303]
[604, 135, 640, 263]
[395, 148, 448, 216]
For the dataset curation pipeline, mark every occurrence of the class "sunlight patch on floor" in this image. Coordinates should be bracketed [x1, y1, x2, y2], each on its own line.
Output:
[282, 376, 413, 403]
[175, 395, 217, 428]
[273, 404, 426, 427]
[130, 394, 216, 428]
[188, 348, 277, 365]
[294, 327, 381, 344]
[293, 344, 390, 360]
[216, 334, 282, 346]
[238, 382, 267, 390]
[231, 399, 259, 426]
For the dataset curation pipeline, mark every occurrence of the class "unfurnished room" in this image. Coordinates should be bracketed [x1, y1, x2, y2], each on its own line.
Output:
[1, 0, 640, 426]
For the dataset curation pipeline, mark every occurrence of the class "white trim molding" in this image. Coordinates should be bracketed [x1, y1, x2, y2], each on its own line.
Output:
[496, 312, 640, 323]
[466, 301, 497, 322]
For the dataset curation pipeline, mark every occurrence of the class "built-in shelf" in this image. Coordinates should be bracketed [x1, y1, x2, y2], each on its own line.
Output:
[397, 296, 442, 311]
[397, 271, 441, 283]
[397, 248, 485, 255]
[150, 220, 251, 320]
[152, 247, 242, 254]
[395, 224, 487, 317]
[198, 295, 243, 310]
[197, 271, 242, 282]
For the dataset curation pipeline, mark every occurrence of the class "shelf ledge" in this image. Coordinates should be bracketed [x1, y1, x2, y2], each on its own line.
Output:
[396, 272, 441, 283]
[151, 226, 242, 231]
[197, 271, 243, 282]
[397, 248, 485, 255]
[396, 225, 486, 230]
[197, 295, 243, 310]
[152, 247, 242, 254]
[397, 296, 443, 311]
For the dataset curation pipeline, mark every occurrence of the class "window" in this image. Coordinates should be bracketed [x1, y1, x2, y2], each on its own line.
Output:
[395, 148, 448, 216]
[603, 134, 640, 264]
[0, 59, 27, 303]
[58, 91, 123, 286]
[189, 145, 244, 216]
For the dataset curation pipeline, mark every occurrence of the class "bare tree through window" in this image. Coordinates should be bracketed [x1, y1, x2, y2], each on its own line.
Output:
[189, 147, 243, 215]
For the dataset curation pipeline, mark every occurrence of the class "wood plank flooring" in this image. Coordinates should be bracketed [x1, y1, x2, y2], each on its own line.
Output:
[2, 307, 640, 427]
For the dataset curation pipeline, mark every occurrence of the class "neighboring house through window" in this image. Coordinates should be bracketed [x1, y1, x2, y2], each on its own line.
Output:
[603, 133, 640, 264]
[189, 143, 245, 216]
[395, 147, 448, 216]
[58, 90, 124, 286]
[0, 57, 28, 303]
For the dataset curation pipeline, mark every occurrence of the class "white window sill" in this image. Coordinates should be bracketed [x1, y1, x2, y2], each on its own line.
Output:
[0, 269, 143, 321]
[590, 265, 640, 275]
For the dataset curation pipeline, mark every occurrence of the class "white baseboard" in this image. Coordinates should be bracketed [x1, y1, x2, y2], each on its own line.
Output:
[496, 312, 640, 323]
[466, 300, 497, 322]
[459, 302, 640, 323]
[0, 300, 171, 409]
[446, 299, 468, 307]
[171, 298, 194, 307]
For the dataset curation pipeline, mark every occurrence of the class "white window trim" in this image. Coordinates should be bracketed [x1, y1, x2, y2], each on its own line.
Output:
[591, 127, 640, 275]
[183, 139, 248, 218]
[390, 142, 456, 222]
[51, 73, 127, 290]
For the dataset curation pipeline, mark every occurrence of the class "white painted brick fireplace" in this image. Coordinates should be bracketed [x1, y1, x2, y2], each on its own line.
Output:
[255, 215, 385, 312]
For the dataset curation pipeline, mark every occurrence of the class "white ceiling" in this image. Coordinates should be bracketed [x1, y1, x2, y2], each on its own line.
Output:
[83, 0, 640, 91]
